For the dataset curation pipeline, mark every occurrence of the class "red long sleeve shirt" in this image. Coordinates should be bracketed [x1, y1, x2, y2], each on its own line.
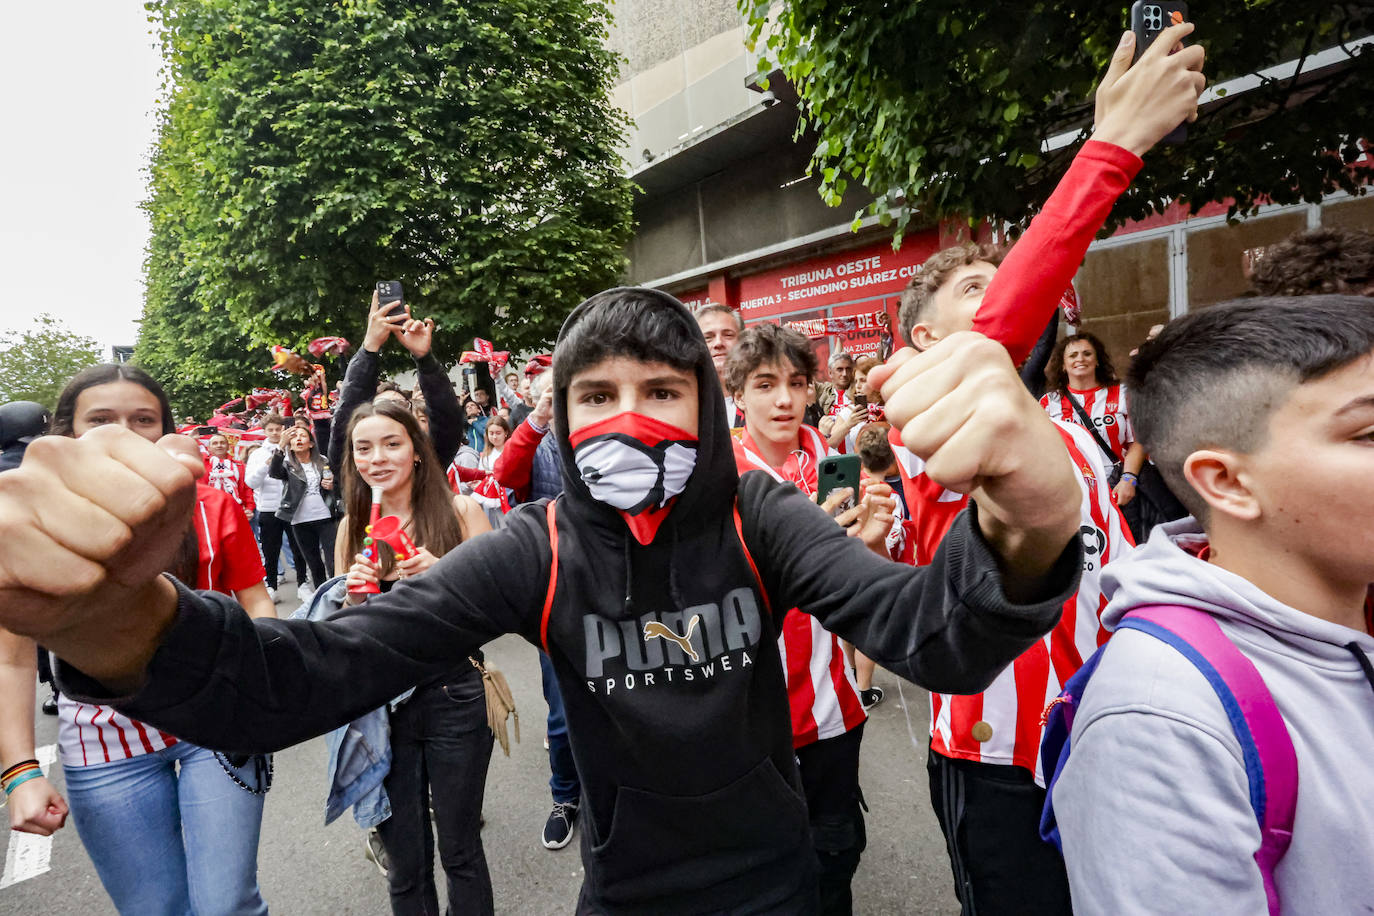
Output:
[892, 140, 1142, 778]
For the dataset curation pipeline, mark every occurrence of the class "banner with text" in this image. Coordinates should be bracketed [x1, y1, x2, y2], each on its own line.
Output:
[738, 234, 936, 318]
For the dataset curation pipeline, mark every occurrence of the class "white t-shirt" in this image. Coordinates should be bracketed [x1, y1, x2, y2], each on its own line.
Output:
[293, 462, 332, 524]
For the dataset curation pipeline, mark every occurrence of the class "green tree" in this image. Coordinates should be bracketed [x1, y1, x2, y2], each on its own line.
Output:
[0, 314, 103, 408]
[139, 0, 633, 402]
[136, 203, 264, 420]
[744, 1, 1374, 236]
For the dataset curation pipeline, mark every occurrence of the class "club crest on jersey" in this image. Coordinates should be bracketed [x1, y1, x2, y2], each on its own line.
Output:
[1079, 460, 1097, 491]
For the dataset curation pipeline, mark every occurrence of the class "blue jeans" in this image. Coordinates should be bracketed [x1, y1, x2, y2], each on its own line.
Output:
[539, 652, 580, 804]
[64, 742, 268, 916]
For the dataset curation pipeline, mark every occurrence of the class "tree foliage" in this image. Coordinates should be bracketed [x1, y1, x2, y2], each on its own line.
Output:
[0, 314, 103, 408]
[139, 0, 634, 411]
[744, 1, 1374, 236]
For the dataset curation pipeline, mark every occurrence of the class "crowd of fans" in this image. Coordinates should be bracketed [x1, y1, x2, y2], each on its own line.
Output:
[0, 18, 1373, 916]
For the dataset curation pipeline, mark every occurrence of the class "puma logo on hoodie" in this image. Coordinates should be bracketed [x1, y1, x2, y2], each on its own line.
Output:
[644, 614, 701, 662]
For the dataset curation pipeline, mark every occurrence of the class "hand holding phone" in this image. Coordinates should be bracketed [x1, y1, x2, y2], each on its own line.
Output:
[1091, 15, 1205, 157]
[817, 454, 862, 516]
[1130, 2, 1190, 144]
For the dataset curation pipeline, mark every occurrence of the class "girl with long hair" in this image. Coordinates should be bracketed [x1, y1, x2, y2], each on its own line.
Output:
[0, 363, 273, 915]
[479, 414, 509, 472]
[1041, 332, 1146, 508]
[335, 400, 496, 915]
[270, 424, 337, 595]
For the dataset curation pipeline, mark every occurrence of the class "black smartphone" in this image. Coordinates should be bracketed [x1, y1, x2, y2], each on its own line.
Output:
[817, 454, 862, 515]
[1130, 1, 1189, 143]
[853, 392, 868, 409]
[376, 280, 405, 318]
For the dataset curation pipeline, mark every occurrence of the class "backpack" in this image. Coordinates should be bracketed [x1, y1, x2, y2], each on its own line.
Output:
[1039, 604, 1298, 915]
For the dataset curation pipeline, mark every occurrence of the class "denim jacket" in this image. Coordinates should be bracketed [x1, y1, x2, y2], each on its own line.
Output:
[291, 577, 413, 828]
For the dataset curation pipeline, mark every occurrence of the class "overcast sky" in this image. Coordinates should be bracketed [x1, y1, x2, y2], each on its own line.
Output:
[0, 3, 163, 355]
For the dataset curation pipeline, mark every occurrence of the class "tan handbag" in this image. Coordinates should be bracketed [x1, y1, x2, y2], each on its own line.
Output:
[469, 656, 520, 755]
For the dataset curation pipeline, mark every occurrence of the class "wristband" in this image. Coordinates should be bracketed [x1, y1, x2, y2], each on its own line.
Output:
[3, 770, 43, 796]
[2, 760, 42, 795]
[2, 758, 38, 780]
[1, 759, 38, 781]
[1120, 472, 1138, 485]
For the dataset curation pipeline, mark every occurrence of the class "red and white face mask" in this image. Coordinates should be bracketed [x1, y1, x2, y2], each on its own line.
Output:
[569, 412, 698, 545]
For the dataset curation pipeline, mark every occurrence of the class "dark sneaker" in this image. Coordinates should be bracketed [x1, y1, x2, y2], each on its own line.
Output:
[41, 692, 59, 716]
[364, 828, 390, 876]
[860, 687, 885, 711]
[542, 801, 579, 850]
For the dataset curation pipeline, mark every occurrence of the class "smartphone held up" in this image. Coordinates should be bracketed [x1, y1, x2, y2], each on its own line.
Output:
[1130, 1, 1190, 143]
[376, 280, 406, 319]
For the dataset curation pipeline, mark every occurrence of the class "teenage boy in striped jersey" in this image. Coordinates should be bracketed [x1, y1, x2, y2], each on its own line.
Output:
[886, 21, 1206, 915]
[725, 322, 894, 914]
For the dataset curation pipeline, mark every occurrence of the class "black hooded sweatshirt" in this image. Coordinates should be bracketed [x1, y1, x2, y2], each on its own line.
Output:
[58, 289, 1081, 915]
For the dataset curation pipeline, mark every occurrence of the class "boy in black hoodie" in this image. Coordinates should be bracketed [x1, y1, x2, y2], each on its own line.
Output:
[0, 288, 1084, 914]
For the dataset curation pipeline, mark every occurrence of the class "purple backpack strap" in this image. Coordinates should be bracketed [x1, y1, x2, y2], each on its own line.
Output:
[1121, 605, 1297, 915]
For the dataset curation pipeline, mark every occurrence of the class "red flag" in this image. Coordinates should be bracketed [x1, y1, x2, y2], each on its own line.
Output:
[474, 338, 495, 360]
[308, 336, 352, 358]
[1059, 284, 1082, 325]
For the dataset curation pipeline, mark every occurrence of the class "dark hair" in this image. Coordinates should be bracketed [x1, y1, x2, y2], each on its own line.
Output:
[1129, 295, 1374, 521]
[724, 323, 819, 395]
[283, 424, 325, 476]
[553, 288, 707, 390]
[262, 413, 285, 428]
[694, 303, 744, 331]
[339, 401, 463, 577]
[856, 422, 896, 474]
[1045, 332, 1118, 392]
[898, 242, 1006, 345]
[50, 364, 176, 438]
[1250, 227, 1374, 298]
[50, 364, 194, 581]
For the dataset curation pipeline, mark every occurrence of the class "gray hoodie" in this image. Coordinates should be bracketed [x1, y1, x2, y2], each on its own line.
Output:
[1055, 518, 1374, 915]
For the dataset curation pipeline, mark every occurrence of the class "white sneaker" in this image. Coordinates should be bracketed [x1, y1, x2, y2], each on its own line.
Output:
[267, 586, 279, 604]
[298, 585, 315, 605]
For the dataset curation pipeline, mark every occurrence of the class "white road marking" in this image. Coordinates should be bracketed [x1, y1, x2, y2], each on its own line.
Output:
[0, 744, 57, 889]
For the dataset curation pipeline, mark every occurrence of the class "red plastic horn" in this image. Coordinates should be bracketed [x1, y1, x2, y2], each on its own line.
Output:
[369, 515, 418, 560]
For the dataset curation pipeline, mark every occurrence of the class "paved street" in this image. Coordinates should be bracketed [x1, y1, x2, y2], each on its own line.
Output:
[4, 578, 959, 915]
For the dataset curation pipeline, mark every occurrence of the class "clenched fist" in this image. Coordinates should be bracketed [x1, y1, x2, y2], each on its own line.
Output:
[0, 427, 201, 683]
[871, 333, 1081, 586]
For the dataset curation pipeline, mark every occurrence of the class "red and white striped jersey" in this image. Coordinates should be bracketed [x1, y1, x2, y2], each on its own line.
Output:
[1040, 384, 1134, 460]
[891, 419, 1134, 781]
[205, 456, 253, 513]
[733, 425, 867, 748]
[733, 425, 830, 498]
[58, 485, 266, 767]
[57, 699, 179, 768]
[826, 387, 854, 418]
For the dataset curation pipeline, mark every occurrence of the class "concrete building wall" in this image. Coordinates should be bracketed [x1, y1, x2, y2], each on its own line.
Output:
[605, 0, 757, 166]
